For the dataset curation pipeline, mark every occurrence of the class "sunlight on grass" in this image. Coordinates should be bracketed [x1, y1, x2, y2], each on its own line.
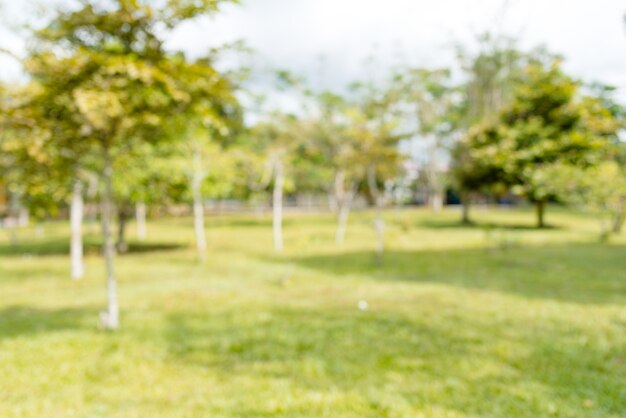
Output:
[1, 207, 625, 417]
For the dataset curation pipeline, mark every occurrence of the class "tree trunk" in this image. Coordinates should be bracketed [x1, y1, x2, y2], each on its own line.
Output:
[367, 167, 384, 262]
[87, 176, 99, 234]
[136, 201, 147, 241]
[100, 150, 119, 330]
[116, 205, 129, 253]
[612, 201, 625, 234]
[328, 192, 338, 213]
[7, 191, 20, 246]
[430, 190, 444, 213]
[70, 179, 84, 280]
[18, 208, 29, 227]
[536, 200, 546, 229]
[273, 159, 284, 253]
[192, 155, 207, 262]
[461, 191, 471, 224]
[7, 223, 18, 247]
[336, 201, 351, 245]
[334, 170, 354, 245]
[373, 205, 384, 262]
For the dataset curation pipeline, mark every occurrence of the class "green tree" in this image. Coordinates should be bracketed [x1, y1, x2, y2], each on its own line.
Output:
[450, 35, 531, 223]
[346, 78, 406, 259]
[245, 113, 304, 253]
[20, 0, 237, 329]
[395, 67, 454, 212]
[542, 161, 626, 238]
[307, 91, 360, 244]
[465, 60, 618, 228]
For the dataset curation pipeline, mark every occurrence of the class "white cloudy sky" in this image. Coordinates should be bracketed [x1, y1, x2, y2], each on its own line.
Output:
[172, 0, 626, 94]
[2, 0, 626, 97]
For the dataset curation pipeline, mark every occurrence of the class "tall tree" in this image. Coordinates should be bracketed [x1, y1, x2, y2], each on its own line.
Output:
[21, 0, 237, 329]
[307, 92, 360, 244]
[396, 67, 454, 212]
[450, 34, 530, 223]
[464, 60, 618, 228]
[247, 113, 303, 253]
[347, 78, 406, 260]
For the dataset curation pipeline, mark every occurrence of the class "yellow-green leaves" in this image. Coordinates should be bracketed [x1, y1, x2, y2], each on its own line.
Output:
[74, 89, 124, 131]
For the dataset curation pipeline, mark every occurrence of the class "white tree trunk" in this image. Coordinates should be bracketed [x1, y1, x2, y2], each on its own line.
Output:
[367, 167, 385, 261]
[18, 208, 29, 227]
[336, 201, 351, 244]
[273, 159, 284, 253]
[431, 191, 444, 213]
[374, 206, 384, 259]
[328, 192, 338, 213]
[7, 221, 18, 247]
[334, 170, 354, 245]
[70, 180, 85, 280]
[100, 152, 119, 330]
[192, 152, 207, 261]
[7, 192, 20, 246]
[136, 201, 147, 241]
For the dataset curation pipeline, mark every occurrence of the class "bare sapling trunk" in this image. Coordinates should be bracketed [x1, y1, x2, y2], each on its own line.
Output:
[336, 202, 351, 245]
[328, 192, 338, 213]
[536, 200, 546, 229]
[18, 208, 29, 227]
[368, 167, 385, 262]
[273, 159, 284, 253]
[192, 150, 207, 261]
[334, 170, 355, 244]
[460, 191, 471, 224]
[7, 191, 20, 246]
[116, 205, 130, 253]
[431, 190, 444, 213]
[611, 200, 625, 234]
[426, 137, 445, 213]
[100, 150, 119, 330]
[136, 201, 147, 241]
[70, 179, 85, 280]
[87, 175, 99, 234]
[6, 216, 18, 247]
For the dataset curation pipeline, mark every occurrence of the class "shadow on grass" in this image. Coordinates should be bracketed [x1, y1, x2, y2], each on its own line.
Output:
[284, 243, 626, 305]
[0, 239, 185, 257]
[165, 308, 472, 415]
[163, 305, 626, 416]
[211, 215, 336, 229]
[417, 218, 564, 231]
[0, 305, 97, 339]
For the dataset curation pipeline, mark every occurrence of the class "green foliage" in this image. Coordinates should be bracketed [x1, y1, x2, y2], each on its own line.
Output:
[542, 161, 626, 237]
[449, 35, 541, 209]
[3, 0, 241, 217]
[454, 59, 619, 226]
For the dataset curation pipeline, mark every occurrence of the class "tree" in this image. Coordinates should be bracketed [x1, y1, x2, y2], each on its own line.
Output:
[543, 162, 626, 239]
[0, 82, 78, 250]
[168, 54, 241, 261]
[21, 0, 237, 329]
[450, 34, 531, 223]
[345, 77, 406, 260]
[245, 113, 303, 253]
[307, 91, 360, 244]
[464, 60, 618, 228]
[395, 67, 455, 212]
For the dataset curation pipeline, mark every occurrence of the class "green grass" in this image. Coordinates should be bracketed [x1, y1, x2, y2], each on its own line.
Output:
[1, 206, 625, 417]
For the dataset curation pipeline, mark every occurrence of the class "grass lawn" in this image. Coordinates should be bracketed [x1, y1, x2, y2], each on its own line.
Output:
[1, 206, 625, 417]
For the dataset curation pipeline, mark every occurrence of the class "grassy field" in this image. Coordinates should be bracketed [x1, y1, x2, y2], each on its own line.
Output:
[1, 206, 625, 417]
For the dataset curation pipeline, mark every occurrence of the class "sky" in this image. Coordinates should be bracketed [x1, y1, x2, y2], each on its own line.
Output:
[1, 0, 626, 98]
[166, 0, 626, 96]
